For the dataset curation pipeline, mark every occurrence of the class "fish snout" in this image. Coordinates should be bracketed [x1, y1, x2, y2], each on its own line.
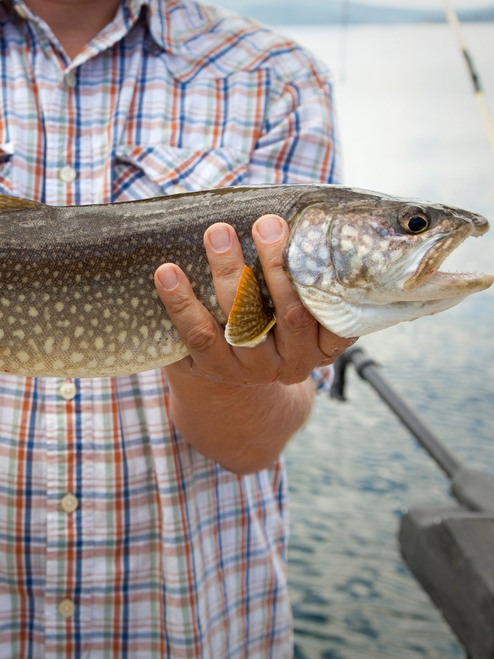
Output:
[459, 209, 490, 236]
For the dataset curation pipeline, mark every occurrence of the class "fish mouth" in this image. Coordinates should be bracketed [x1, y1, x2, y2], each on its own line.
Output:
[404, 222, 493, 300]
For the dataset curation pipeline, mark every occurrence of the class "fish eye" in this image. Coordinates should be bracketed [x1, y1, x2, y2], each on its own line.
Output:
[399, 208, 431, 234]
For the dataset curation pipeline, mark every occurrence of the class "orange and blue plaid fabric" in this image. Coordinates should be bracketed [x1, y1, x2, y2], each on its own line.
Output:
[0, 0, 339, 655]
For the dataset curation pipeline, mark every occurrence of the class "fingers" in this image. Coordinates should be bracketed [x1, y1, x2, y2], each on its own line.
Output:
[252, 215, 357, 376]
[317, 329, 358, 365]
[203, 223, 246, 316]
[154, 263, 228, 377]
[154, 257, 272, 385]
[155, 218, 357, 387]
[252, 215, 321, 379]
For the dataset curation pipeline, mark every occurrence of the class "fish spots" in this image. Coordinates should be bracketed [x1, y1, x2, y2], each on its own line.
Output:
[104, 355, 116, 367]
[341, 224, 359, 237]
[16, 350, 30, 364]
[0, 237, 183, 376]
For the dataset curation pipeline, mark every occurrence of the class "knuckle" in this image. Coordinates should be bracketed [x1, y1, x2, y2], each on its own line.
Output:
[279, 301, 316, 335]
[261, 249, 285, 272]
[212, 260, 243, 282]
[164, 290, 195, 317]
[185, 319, 218, 354]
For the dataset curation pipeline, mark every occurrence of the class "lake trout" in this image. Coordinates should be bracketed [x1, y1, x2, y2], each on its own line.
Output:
[0, 185, 491, 377]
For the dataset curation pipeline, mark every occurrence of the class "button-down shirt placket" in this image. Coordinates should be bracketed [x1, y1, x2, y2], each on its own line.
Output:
[0, 0, 339, 655]
[43, 377, 93, 655]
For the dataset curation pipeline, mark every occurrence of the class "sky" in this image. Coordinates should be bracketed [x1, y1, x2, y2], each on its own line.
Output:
[355, 0, 494, 5]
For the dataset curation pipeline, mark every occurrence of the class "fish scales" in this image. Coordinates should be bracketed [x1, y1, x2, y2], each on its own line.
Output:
[0, 184, 491, 378]
[0, 185, 316, 377]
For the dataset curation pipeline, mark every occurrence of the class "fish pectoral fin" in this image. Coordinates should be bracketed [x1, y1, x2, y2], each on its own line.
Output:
[225, 265, 276, 347]
[0, 193, 44, 212]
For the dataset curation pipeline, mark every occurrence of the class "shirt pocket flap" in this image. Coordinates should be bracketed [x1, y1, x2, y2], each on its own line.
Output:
[114, 144, 250, 199]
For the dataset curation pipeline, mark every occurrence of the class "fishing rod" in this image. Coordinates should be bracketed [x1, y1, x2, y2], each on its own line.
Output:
[443, 0, 494, 163]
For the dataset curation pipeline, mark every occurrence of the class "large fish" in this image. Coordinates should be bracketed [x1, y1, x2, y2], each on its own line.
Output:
[0, 185, 491, 377]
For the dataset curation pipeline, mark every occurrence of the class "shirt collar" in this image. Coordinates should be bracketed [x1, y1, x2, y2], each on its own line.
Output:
[1, 0, 212, 56]
[145, 0, 210, 55]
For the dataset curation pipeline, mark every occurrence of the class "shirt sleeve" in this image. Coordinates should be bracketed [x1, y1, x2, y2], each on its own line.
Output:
[245, 46, 341, 186]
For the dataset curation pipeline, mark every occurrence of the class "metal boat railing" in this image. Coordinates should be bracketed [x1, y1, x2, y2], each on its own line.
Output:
[332, 346, 494, 659]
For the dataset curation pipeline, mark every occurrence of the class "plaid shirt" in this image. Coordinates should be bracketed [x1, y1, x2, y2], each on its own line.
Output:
[0, 0, 339, 656]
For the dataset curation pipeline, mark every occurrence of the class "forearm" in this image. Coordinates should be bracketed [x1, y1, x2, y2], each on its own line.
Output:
[165, 365, 316, 474]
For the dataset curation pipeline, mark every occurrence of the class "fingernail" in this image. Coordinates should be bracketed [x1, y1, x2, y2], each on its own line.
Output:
[208, 225, 231, 253]
[257, 215, 283, 243]
[157, 265, 179, 291]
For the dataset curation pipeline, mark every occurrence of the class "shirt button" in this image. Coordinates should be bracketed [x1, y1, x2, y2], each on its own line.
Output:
[59, 380, 77, 400]
[59, 165, 77, 183]
[64, 71, 77, 88]
[58, 599, 76, 618]
[60, 492, 79, 513]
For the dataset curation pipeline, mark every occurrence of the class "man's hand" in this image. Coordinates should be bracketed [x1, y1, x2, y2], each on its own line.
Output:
[155, 214, 355, 387]
[152, 215, 356, 474]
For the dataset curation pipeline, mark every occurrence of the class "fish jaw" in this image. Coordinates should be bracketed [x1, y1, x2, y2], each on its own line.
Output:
[365, 220, 494, 304]
[285, 196, 493, 338]
[288, 283, 481, 338]
[401, 208, 491, 294]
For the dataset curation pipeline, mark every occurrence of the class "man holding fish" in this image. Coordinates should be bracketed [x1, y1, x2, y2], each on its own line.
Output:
[0, 0, 353, 655]
[0, 1, 491, 656]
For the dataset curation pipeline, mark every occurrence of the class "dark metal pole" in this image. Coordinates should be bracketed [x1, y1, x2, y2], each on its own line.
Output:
[342, 347, 461, 478]
[333, 346, 494, 513]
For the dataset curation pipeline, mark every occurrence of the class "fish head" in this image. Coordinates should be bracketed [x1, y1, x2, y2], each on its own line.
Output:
[285, 188, 493, 337]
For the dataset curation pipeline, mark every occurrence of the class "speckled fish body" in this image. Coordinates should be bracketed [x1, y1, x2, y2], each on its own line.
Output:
[0, 185, 491, 377]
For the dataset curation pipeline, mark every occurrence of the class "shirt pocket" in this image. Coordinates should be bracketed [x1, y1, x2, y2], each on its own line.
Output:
[113, 144, 250, 201]
[0, 142, 14, 195]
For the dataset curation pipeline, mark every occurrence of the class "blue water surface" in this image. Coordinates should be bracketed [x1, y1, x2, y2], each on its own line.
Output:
[282, 21, 494, 659]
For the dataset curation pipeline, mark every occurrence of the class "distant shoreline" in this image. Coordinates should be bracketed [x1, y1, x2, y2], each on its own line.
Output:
[215, 2, 494, 26]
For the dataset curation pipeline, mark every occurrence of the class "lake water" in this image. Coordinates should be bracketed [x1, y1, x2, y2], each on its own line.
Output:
[277, 22, 494, 658]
